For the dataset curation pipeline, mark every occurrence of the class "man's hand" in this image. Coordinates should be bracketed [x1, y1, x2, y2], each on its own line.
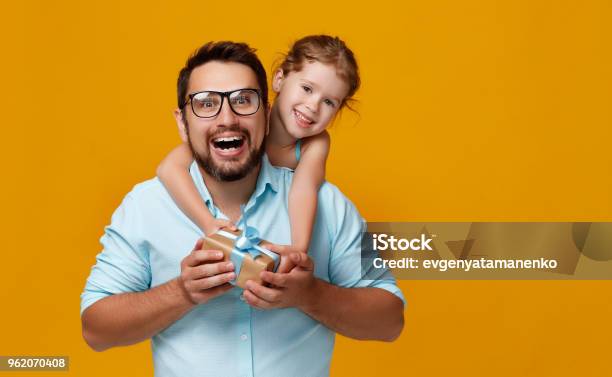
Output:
[178, 238, 236, 305]
[242, 251, 317, 310]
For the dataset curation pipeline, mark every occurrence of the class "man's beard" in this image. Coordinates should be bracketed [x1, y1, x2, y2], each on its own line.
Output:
[186, 124, 265, 182]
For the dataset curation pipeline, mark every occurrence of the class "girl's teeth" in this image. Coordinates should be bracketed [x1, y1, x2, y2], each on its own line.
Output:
[295, 110, 312, 124]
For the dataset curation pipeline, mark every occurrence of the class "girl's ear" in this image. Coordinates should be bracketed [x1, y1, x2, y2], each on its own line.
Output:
[173, 108, 188, 143]
[272, 69, 284, 93]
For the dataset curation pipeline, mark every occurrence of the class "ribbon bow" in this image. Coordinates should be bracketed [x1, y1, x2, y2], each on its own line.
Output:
[217, 205, 280, 283]
[235, 205, 262, 253]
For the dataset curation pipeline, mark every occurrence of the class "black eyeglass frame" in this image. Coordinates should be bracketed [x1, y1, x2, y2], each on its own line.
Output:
[183, 88, 262, 118]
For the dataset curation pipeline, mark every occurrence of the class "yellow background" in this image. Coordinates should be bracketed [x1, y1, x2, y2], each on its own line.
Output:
[1, 0, 611, 376]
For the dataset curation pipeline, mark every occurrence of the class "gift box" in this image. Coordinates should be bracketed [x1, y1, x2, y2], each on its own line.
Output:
[202, 227, 280, 289]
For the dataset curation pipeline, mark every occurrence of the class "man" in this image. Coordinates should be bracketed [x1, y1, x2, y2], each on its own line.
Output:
[81, 41, 404, 377]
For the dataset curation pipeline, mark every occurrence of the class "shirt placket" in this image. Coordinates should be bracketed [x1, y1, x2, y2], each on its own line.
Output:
[236, 292, 254, 377]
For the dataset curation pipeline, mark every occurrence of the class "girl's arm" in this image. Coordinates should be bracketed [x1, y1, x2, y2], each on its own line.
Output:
[289, 131, 330, 255]
[157, 143, 234, 235]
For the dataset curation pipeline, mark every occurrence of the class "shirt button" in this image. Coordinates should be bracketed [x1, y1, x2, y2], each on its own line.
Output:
[239, 293, 245, 301]
[240, 334, 248, 341]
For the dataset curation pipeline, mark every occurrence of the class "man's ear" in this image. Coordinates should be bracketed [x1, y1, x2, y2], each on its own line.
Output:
[272, 69, 284, 93]
[173, 108, 188, 142]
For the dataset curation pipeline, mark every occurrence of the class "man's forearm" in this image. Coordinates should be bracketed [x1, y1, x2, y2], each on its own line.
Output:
[81, 278, 194, 351]
[300, 280, 404, 341]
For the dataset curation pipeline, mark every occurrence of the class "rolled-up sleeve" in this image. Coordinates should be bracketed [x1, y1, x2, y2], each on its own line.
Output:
[325, 186, 405, 306]
[80, 194, 152, 314]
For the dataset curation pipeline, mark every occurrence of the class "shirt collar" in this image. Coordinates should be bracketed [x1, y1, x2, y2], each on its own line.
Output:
[189, 162, 214, 214]
[253, 154, 279, 199]
[189, 154, 279, 215]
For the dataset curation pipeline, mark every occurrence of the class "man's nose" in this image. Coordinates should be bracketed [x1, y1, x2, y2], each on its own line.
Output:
[217, 100, 239, 126]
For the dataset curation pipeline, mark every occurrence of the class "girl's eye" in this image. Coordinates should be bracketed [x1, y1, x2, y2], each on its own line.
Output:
[324, 99, 336, 107]
[302, 85, 312, 93]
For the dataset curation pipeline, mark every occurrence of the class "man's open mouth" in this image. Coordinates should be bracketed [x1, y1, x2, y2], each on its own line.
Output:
[211, 135, 245, 151]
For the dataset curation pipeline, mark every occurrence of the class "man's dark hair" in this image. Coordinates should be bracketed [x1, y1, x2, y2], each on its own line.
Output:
[177, 41, 268, 110]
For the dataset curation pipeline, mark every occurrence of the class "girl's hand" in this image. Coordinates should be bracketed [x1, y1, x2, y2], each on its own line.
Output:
[260, 243, 305, 274]
[203, 218, 238, 236]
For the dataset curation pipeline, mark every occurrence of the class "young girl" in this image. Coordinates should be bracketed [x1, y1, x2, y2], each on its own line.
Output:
[157, 35, 360, 272]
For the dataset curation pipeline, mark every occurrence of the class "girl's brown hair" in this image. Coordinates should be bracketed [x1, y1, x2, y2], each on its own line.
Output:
[278, 35, 360, 109]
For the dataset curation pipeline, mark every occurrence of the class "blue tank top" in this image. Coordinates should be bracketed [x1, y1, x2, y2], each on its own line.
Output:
[295, 139, 302, 163]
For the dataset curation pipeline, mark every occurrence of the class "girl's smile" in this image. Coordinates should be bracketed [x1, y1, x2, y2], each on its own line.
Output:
[293, 109, 315, 128]
[272, 61, 350, 140]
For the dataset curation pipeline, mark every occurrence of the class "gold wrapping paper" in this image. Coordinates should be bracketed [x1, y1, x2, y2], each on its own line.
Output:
[202, 229, 276, 288]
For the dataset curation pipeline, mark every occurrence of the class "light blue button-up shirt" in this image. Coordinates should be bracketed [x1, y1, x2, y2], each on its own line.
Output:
[81, 155, 404, 377]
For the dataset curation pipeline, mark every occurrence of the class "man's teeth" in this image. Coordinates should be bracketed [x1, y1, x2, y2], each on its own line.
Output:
[212, 135, 244, 151]
[213, 136, 243, 142]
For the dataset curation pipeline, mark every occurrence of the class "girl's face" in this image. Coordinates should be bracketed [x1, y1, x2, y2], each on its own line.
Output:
[273, 61, 350, 139]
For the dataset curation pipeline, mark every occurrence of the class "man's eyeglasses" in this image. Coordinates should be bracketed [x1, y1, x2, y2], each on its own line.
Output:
[184, 88, 261, 118]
